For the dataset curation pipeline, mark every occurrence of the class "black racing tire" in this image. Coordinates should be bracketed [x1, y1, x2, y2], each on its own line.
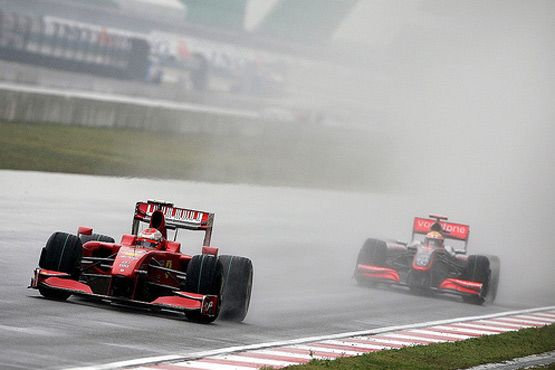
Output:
[357, 238, 387, 266]
[38, 232, 83, 300]
[184, 255, 223, 323]
[355, 238, 387, 286]
[462, 255, 490, 305]
[485, 255, 500, 304]
[38, 287, 72, 301]
[219, 255, 253, 322]
[79, 233, 115, 244]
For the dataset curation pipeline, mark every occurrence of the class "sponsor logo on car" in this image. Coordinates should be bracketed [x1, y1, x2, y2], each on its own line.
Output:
[145, 204, 204, 224]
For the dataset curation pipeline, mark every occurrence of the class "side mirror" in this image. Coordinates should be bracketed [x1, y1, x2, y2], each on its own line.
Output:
[78, 226, 93, 236]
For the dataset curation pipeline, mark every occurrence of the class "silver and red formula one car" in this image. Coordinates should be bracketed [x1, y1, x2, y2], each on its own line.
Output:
[30, 200, 253, 323]
[354, 214, 500, 304]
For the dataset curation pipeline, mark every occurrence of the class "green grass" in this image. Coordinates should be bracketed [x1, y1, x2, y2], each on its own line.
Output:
[280, 324, 555, 370]
[0, 121, 389, 190]
[0, 121, 222, 179]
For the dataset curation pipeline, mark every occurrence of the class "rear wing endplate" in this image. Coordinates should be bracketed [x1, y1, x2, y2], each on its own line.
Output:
[133, 200, 214, 245]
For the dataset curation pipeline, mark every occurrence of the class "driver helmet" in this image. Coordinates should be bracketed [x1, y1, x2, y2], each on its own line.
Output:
[424, 231, 444, 248]
[137, 228, 163, 248]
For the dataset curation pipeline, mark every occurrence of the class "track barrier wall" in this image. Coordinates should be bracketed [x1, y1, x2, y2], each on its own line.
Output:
[0, 83, 283, 136]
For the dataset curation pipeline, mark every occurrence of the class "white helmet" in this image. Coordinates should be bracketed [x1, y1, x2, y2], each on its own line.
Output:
[138, 228, 163, 248]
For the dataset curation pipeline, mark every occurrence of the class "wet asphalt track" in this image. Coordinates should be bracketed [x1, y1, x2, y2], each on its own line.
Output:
[0, 171, 553, 369]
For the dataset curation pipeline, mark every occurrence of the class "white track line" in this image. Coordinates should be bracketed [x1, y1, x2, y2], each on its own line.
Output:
[66, 305, 555, 370]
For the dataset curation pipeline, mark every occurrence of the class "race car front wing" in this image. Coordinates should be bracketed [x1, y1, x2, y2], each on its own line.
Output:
[30, 268, 219, 317]
[356, 263, 483, 298]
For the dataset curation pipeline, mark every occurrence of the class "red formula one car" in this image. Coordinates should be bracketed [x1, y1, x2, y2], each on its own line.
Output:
[354, 215, 500, 304]
[30, 200, 253, 323]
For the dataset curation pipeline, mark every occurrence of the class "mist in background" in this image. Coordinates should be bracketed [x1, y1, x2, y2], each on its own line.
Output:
[331, 1, 555, 304]
[244, 0, 555, 304]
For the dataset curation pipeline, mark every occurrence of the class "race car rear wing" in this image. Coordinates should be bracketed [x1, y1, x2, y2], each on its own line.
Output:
[132, 200, 214, 245]
[412, 215, 470, 249]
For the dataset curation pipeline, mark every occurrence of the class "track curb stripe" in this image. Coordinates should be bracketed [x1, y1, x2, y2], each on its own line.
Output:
[237, 351, 313, 363]
[67, 305, 555, 370]
[477, 319, 534, 329]
[424, 325, 487, 336]
[448, 322, 514, 332]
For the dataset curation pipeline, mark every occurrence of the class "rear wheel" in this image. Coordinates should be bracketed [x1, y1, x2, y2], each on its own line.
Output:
[462, 255, 490, 305]
[355, 238, 387, 286]
[184, 255, 223, 323]
[219, 255, 253, 322]
[38, 232, 82, 300]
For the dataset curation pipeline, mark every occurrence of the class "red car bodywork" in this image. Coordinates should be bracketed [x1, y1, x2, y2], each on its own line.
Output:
[30, 200, 220, 318]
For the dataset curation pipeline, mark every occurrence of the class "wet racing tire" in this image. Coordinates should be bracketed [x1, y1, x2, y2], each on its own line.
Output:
[462, 255, 490, 305]
[79, 233, 115, 244]
[219, 255, 253, 322]
[484, 255, 500, 303]
[38, 232, 83, 300]
[355, 238, 387, 286]
[184, 255, 223, 323]
[357, 238, 387, 266]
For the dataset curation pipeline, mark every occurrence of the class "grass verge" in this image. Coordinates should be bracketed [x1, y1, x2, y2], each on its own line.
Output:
[0, 121, 387, 190]
[281, 324, 555, 370]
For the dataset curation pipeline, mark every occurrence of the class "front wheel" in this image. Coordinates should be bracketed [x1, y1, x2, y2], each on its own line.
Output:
[219, 255, 253, 322]
[38, 232, 83, 300]
[355, 238, 387, 286]
[486, 255, 500, 303]
[38, 287, 72, 301]
[462, 255, 491, 305]
[357, 239, 387, 266]
[184, 255, 223, 323]
[79, 233, 115, 244]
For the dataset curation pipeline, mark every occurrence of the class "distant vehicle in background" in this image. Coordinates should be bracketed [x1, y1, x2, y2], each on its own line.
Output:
[354, 214, 500, 305]
[30, 200, 254, 323]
